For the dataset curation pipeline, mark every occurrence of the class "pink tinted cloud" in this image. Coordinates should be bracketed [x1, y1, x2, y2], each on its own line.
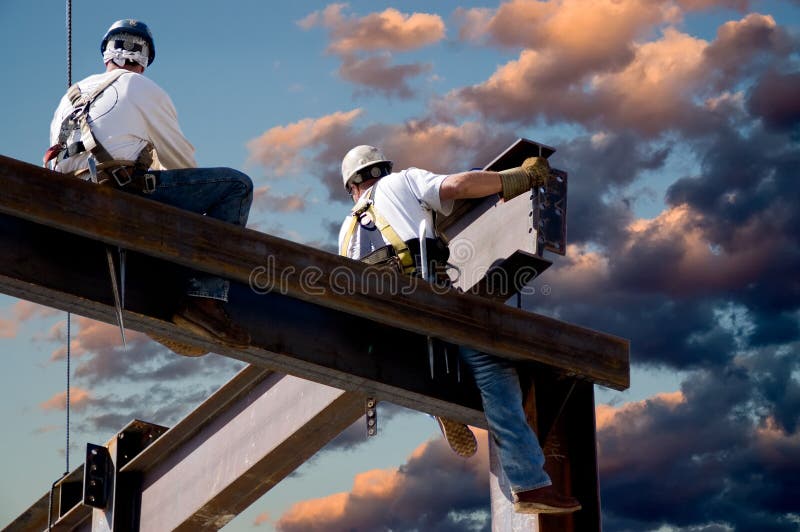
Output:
[276, 430, 489, 531]
[445, 9, 790, 134]
[253, 511, 271, 526]
[0, 319, 16, 338]
[253, 185, 307, 213]
[39, 387, 92, 412]
[247, 109, 363, 175]
[455, 0, 677, 71]
[246, 110, 510, 197]
[614, 204, 777, 295]
[12, 300, 58, 321]
[380, 120, 510, 174]
[339, 54, 432, 99]
[0, 300, 58, 338]
[299, 5, 445, 54]
[596, 391, 686, 430]
[544, 200, 779, 302]
[49, 316, 126, 362]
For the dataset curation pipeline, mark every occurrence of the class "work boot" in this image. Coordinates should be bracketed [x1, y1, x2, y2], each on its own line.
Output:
[513, 484, 581, 514]
[172, 297, 251, 349]
[435, 416, 477, 458]
[147, 333, 209, 357]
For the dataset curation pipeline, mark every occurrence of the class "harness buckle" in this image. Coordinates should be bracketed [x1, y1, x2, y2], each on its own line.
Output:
[351, 198, 373, 218]
[110, 166, 132, 187]
[143, 173, 157, 194]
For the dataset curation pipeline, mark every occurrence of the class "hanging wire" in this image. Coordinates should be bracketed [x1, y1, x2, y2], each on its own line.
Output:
[65, 313, 71, 474]
[64, 0, 73, 477]
[66, 0, 72, 87]
[48, 7, 74, 528]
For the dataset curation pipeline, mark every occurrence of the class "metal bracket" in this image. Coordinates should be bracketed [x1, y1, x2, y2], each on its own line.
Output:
[83, 443, 112, 509]
[366, 397, 377, 437]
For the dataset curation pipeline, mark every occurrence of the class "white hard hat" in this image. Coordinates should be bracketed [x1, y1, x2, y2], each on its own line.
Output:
[341, 145, 393, 191]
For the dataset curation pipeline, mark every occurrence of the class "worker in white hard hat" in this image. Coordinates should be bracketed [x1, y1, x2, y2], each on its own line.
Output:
[338, 145, 580, 515]
[45, 19, 253, 352]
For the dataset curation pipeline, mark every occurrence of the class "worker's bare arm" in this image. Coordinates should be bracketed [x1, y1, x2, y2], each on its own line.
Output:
[439, 171, 502, 201]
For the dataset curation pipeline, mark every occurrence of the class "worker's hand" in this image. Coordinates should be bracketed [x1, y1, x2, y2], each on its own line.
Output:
[521, 157, 551, 188]
[498, 156, 552, 200]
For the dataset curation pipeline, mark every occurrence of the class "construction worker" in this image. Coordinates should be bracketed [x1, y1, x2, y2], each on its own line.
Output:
[338, 145, 580, 514]
[45, 19, 252, 350]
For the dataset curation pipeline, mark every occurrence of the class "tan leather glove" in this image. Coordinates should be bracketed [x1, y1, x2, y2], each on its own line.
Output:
[499, 156, 551, 200]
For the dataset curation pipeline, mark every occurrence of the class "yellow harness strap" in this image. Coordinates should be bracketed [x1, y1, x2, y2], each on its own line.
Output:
[340, 186, 416, 274]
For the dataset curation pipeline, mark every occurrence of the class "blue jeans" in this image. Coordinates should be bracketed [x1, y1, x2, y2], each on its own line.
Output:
[460, 347, 552, 493]
[131, 167, 253, 301]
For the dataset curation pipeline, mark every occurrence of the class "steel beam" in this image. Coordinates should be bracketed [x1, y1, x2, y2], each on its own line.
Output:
[0, 154, 629, 390]
[5, 366, 365, 531]
[0, 213, 486, 425]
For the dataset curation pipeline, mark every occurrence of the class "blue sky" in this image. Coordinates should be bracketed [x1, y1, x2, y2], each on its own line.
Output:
[1, 0, 799, 530]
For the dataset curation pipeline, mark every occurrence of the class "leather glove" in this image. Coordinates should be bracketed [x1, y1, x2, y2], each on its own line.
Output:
[499, 156, 551, 200]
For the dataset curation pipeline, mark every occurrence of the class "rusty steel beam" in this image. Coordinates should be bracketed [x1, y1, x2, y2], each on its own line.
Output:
[0, 154, 629, 390]
[0, 212, 486, 425]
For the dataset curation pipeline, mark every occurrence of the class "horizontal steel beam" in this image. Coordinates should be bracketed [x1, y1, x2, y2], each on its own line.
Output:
[0, 155, 629, 390]
[0, 213, 486, 425]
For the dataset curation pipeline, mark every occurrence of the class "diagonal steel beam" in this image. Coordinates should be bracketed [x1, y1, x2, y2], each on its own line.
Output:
[4, 366, 365, 532]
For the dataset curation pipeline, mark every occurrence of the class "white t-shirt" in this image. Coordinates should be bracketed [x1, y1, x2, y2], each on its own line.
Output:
[338, 167, 455, 260]
[49, 70, 197, 174]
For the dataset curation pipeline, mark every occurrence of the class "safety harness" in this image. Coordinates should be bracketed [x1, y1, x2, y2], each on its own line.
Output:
[340, 186, 417, 274]
[340, 185, 451, 279]
[44, 69, 156, 192]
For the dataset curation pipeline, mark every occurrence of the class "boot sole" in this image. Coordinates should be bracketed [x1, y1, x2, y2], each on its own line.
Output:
[172, 314, 250, 349]
[147, 333, 209, 357]
[436, 417, 477, 458]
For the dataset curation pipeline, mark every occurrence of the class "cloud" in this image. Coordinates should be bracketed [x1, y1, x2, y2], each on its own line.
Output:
[443, 10, 793, 135]
[11, 300, 59, 321]
[247, 111, 512, 198]
[76, 382, 224, 433]
[340, 53, 432, 99]
[0, 300, 60, 338]
[247, 109, 363, 176]
[300, 5, 445, 54]
[747, 68, 800, 133]
[598, 356, 800, 530]
[276, 431, 490, 532]
[299, 5, 444, 98]
[253, 185, 307, 213]
[0, 319, 16, 338]
[253, 511, 271, 526]
[39, 388, 92, 412]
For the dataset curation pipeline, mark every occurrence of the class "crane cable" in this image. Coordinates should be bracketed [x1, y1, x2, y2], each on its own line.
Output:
[64, 0, 73, 477]
[48, 2, 73, 528]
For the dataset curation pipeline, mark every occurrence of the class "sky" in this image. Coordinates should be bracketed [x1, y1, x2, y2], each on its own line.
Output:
[1, 0, 799, 530]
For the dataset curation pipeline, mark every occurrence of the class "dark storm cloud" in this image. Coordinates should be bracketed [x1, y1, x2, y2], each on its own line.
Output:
[549, 131, 669, 245]
[747, 69, 800, 133]
[599, 354, 800, 531]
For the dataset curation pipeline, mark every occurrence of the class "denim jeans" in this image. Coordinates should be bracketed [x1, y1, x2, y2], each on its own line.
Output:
[459, 347, 552, 493]
[130, 167, 253, 301]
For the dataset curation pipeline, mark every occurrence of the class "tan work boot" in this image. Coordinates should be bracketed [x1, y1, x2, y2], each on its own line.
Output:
[513, 484, 581, 514]
[147, 333, 209, 357]
[172, 298, 251, 349]
[435, 417, 477, 458]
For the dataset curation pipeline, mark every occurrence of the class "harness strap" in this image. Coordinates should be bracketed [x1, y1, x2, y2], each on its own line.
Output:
[73, 70, 129, 162]
[54, 69, 128, 163]
[340, 187, 416, 274]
